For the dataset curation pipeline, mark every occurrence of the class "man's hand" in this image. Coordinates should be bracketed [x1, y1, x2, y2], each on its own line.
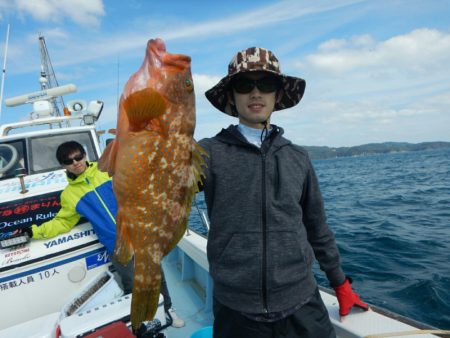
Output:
[333, 277, 369, 320]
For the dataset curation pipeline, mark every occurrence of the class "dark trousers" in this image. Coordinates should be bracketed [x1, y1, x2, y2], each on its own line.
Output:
[213, 288, 336, 338]
[110, 256, 172, 311]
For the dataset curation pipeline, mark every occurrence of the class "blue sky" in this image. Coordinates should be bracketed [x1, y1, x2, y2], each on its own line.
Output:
[0, 0, 449, 147]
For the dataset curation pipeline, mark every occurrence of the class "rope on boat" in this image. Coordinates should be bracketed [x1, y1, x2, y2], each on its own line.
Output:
[365, 329, 450, 337]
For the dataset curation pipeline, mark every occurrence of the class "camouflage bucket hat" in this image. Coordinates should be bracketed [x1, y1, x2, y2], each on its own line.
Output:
[205, 47, 306, 116]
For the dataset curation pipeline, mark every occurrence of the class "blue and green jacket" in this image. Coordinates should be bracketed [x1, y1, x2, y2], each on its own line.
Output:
[32, 162, 117, 254]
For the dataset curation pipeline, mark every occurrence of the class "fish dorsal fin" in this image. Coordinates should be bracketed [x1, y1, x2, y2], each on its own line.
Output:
[123, 87, 167, 130]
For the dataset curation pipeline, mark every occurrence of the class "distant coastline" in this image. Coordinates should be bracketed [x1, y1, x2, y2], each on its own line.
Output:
[303, 141, 450, 160]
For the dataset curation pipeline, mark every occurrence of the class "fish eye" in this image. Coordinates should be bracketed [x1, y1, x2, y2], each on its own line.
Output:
[185, 79, 194, 93]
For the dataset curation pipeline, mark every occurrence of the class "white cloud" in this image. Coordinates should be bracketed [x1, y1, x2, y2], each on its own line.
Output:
[192, 73, 221, 99]
[0, 1, 13, 20]
[278, 27, 450, 146]
[11, 0, 104, 26]
[303, 28, 450, 77]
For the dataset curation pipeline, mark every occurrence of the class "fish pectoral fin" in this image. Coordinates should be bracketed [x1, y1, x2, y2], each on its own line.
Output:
[124, 87, 167, 129]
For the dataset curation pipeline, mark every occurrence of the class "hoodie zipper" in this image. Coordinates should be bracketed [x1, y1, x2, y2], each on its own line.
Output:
[225, 126, 280, 313]
[261, 151, 268, 313]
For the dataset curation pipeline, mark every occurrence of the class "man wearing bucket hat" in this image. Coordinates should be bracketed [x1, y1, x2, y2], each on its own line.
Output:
[199, 47, 369, 338]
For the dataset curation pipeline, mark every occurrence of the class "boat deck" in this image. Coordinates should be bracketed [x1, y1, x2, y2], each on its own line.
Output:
[161, 240, 442, 338]
[162, 254, 213, 338]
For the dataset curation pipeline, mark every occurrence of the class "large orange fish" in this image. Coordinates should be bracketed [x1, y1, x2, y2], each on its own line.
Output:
[99, 38, 206, 329]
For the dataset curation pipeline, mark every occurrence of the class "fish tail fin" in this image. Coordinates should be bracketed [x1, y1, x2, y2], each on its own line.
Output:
[114, 210, 134, 265]
[98, 139, 119, 176]
[124, 87, 167, 128]
[130, 251, 161, 330]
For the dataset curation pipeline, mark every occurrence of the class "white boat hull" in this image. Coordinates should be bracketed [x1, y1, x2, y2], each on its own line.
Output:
[0, 223, 110, 330]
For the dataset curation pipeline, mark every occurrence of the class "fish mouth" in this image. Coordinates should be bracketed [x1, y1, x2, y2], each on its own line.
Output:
[149, 38, 167, 58]
[149, 38, 191, 71]
[164, 53, 191, 71]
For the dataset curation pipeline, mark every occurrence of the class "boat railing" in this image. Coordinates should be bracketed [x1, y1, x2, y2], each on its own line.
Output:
[185, 197, 209, 239]
[0, 115, 95, 136]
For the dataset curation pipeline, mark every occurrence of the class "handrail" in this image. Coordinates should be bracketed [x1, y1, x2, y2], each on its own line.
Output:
[365, 329, 450, 337]
[0, 115, 89, 136]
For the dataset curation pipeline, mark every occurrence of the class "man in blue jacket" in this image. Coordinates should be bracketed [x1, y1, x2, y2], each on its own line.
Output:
[23, 141, 184, 328]
[199, 48, 369, 337]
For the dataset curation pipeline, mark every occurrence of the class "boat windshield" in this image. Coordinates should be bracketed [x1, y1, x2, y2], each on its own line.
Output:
[0, 131, 98, 180]
[29, 132, 97, 174]
[0, 140, 26, 180]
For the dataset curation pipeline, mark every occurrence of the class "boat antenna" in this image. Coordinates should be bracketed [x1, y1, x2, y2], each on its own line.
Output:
[0, 23, 11, 122]
[38, 33, 65, 116]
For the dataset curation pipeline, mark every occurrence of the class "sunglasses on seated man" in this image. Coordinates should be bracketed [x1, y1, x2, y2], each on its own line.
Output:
[61, 153, 85, 165]
[231, 76, 281, 94]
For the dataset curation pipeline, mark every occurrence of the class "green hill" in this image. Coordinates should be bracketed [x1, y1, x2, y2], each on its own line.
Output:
[303, 141, 450, 160]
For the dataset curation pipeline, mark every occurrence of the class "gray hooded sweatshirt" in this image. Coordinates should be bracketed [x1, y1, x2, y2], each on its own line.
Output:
[199, 125, 345, 315]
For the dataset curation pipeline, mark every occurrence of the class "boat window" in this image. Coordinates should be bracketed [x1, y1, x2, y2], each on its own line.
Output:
[0, 140, 27, 180]
[29, 132, 98, 174]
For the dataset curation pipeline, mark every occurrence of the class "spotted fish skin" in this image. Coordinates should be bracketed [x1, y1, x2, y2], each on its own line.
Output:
[99, 38, 206, 329]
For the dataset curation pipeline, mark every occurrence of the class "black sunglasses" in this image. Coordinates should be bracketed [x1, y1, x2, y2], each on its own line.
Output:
[61, 153, 85, 165]
[231, 76, 281, 94]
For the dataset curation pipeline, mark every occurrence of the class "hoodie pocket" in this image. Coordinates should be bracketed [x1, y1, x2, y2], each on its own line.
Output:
[267, 230, 313, 290]
[208, 232, 261, 291]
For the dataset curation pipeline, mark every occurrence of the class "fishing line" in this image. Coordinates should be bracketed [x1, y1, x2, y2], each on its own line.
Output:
[194, 196, 210, 232]
[116, 56, 120, 107]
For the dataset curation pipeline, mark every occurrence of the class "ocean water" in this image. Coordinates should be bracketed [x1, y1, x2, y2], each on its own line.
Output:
[189, 147, 450, 329]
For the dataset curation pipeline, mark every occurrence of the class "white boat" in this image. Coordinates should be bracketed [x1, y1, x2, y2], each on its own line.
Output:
[1, 92, 447, 338]
[0, 38, 447, 338]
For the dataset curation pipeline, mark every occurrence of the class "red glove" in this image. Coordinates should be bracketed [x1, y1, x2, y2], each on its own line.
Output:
[333, 278, 369, 317]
